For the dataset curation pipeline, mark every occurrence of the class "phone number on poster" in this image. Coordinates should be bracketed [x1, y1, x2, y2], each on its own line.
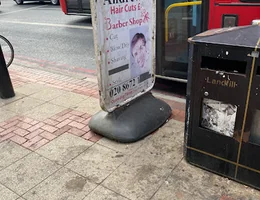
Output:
[109, 78, 138, 98]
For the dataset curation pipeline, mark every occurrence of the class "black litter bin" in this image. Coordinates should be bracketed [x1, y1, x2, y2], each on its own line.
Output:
[185, 25, 260, 189]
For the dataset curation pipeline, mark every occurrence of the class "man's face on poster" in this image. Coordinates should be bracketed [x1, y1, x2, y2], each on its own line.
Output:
[132, 39, 146, 69]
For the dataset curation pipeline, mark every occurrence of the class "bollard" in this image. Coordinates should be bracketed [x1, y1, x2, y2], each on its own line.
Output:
[0, 45, 15, 99]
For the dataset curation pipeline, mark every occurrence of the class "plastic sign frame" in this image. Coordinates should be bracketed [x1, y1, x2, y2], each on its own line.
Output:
[90, 0, 156, 112]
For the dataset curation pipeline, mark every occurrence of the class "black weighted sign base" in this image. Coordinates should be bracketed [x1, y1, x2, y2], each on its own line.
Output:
[89, 92, 172, 143]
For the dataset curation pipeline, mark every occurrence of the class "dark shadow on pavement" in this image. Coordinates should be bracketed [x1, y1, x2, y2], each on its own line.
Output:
[66, 17, 92, 26]
[154, 78, 187, 98]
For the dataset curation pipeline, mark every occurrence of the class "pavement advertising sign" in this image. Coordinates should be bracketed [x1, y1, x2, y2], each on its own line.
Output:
[90, 0, 156, 112]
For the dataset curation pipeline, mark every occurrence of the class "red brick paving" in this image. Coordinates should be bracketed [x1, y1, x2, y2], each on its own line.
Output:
[0, 107, 105, 150]
[25, 129, 45, 139]
[28, 138, 49, 151]
[44, 119, 59, 126]
[41, 125, 58, 133]
[0, 65, 186, 151]
[82, 126, 90, 132]
[89, 134, 103, 143]
[40, 131, 57, 140]
[13, 128, 30, 137]
[0, 133, 15, 142]
[82, 131, 96, 140]
[68, 128, 85, 137]
[56, 119, 72, 129]
[28, 122, 45, 132]
[10, 135, 27, 145]
[53, 125, 71, 136]
[219, 195, 235, 200]
[68, 121, 85, 129]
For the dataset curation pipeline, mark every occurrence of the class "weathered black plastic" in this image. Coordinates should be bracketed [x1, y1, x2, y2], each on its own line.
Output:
[89, 92, 172, 143]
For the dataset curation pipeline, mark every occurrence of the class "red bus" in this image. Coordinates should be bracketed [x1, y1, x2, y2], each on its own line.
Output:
[206, 0, 260, 29]
[59, 0, 260, 81]
[157, 0, 260, 82]
[59, 0, 91, 16]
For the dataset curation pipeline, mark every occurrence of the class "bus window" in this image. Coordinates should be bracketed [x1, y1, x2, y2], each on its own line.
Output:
[156, 1, 202, 81]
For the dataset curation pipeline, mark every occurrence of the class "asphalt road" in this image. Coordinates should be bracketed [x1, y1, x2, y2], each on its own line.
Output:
[0, 0, 96, 73]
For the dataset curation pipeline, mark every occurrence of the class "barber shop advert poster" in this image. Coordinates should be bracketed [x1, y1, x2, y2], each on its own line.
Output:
[91, 0, 156, 112]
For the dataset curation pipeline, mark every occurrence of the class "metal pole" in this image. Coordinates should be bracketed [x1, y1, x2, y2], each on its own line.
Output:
[0, 45, 15, 99]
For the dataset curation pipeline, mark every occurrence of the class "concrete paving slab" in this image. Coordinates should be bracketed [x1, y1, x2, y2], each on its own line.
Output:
[73, 97, 100, 115]
[83, 185, 129, 200]
[66, 143, 126, 184]
[49, 92, 88, 108]
[0, 183, 19, 200]
[15, 83, 46, 96]
[122, 129, 184, 170]
[0, 93, 25, 108]
[0, 153, 60, 195]
[151, 119, 185, 147]
[101, 121, 184, 200]
[97, 136, 147, 155]
[3, 97, 44, 114]
[23, 167, 97, 200]
[159, 119, 185, 138]
[23, 103, 66, 120]
[30, 87, 66, 101]
[36, 133, 93, 165]
[102, 162, 171, 200]
[0, 141, 31, 171]
[151, 160, 260, 200]
[0, 108, 16, 123]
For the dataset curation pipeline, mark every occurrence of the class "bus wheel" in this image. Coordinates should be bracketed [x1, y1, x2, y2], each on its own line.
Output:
[15, 0, 24, 5]
[50, 0, 59, 5]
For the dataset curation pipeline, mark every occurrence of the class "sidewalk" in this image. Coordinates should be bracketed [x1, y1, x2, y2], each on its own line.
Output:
[0, 62, 259, 200]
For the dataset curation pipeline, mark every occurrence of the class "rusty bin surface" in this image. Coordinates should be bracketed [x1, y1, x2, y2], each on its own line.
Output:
[185, 25, 260, 189]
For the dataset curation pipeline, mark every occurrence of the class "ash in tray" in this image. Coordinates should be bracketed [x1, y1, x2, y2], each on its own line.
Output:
[201, 98, 237, 137]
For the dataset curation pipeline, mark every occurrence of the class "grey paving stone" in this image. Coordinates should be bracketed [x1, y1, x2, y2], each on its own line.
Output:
[101, 125, 184, 200]
[23, 168, 97, 200]
[0, 93, 25, 108]
[151, 160, 260, 200]
[30, 87, 65, 101]
[0, 153, 60, 195]
[0, 184, 19, 200]
[0, 108, 16, 123]
[24, 102, 66, 120]
[0, 141, 31, 171]
[66, 144, 126, 184]
[3, 97, 44, 114]
[73, 97, 101, 115]
[102, 162, 170, 200]
[83, 185, 129, 200]
[15, 83, 46, 96]
[36, 133, 93, 165]
[49, 92, 87, 108]
[97, 136, 146, 155]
